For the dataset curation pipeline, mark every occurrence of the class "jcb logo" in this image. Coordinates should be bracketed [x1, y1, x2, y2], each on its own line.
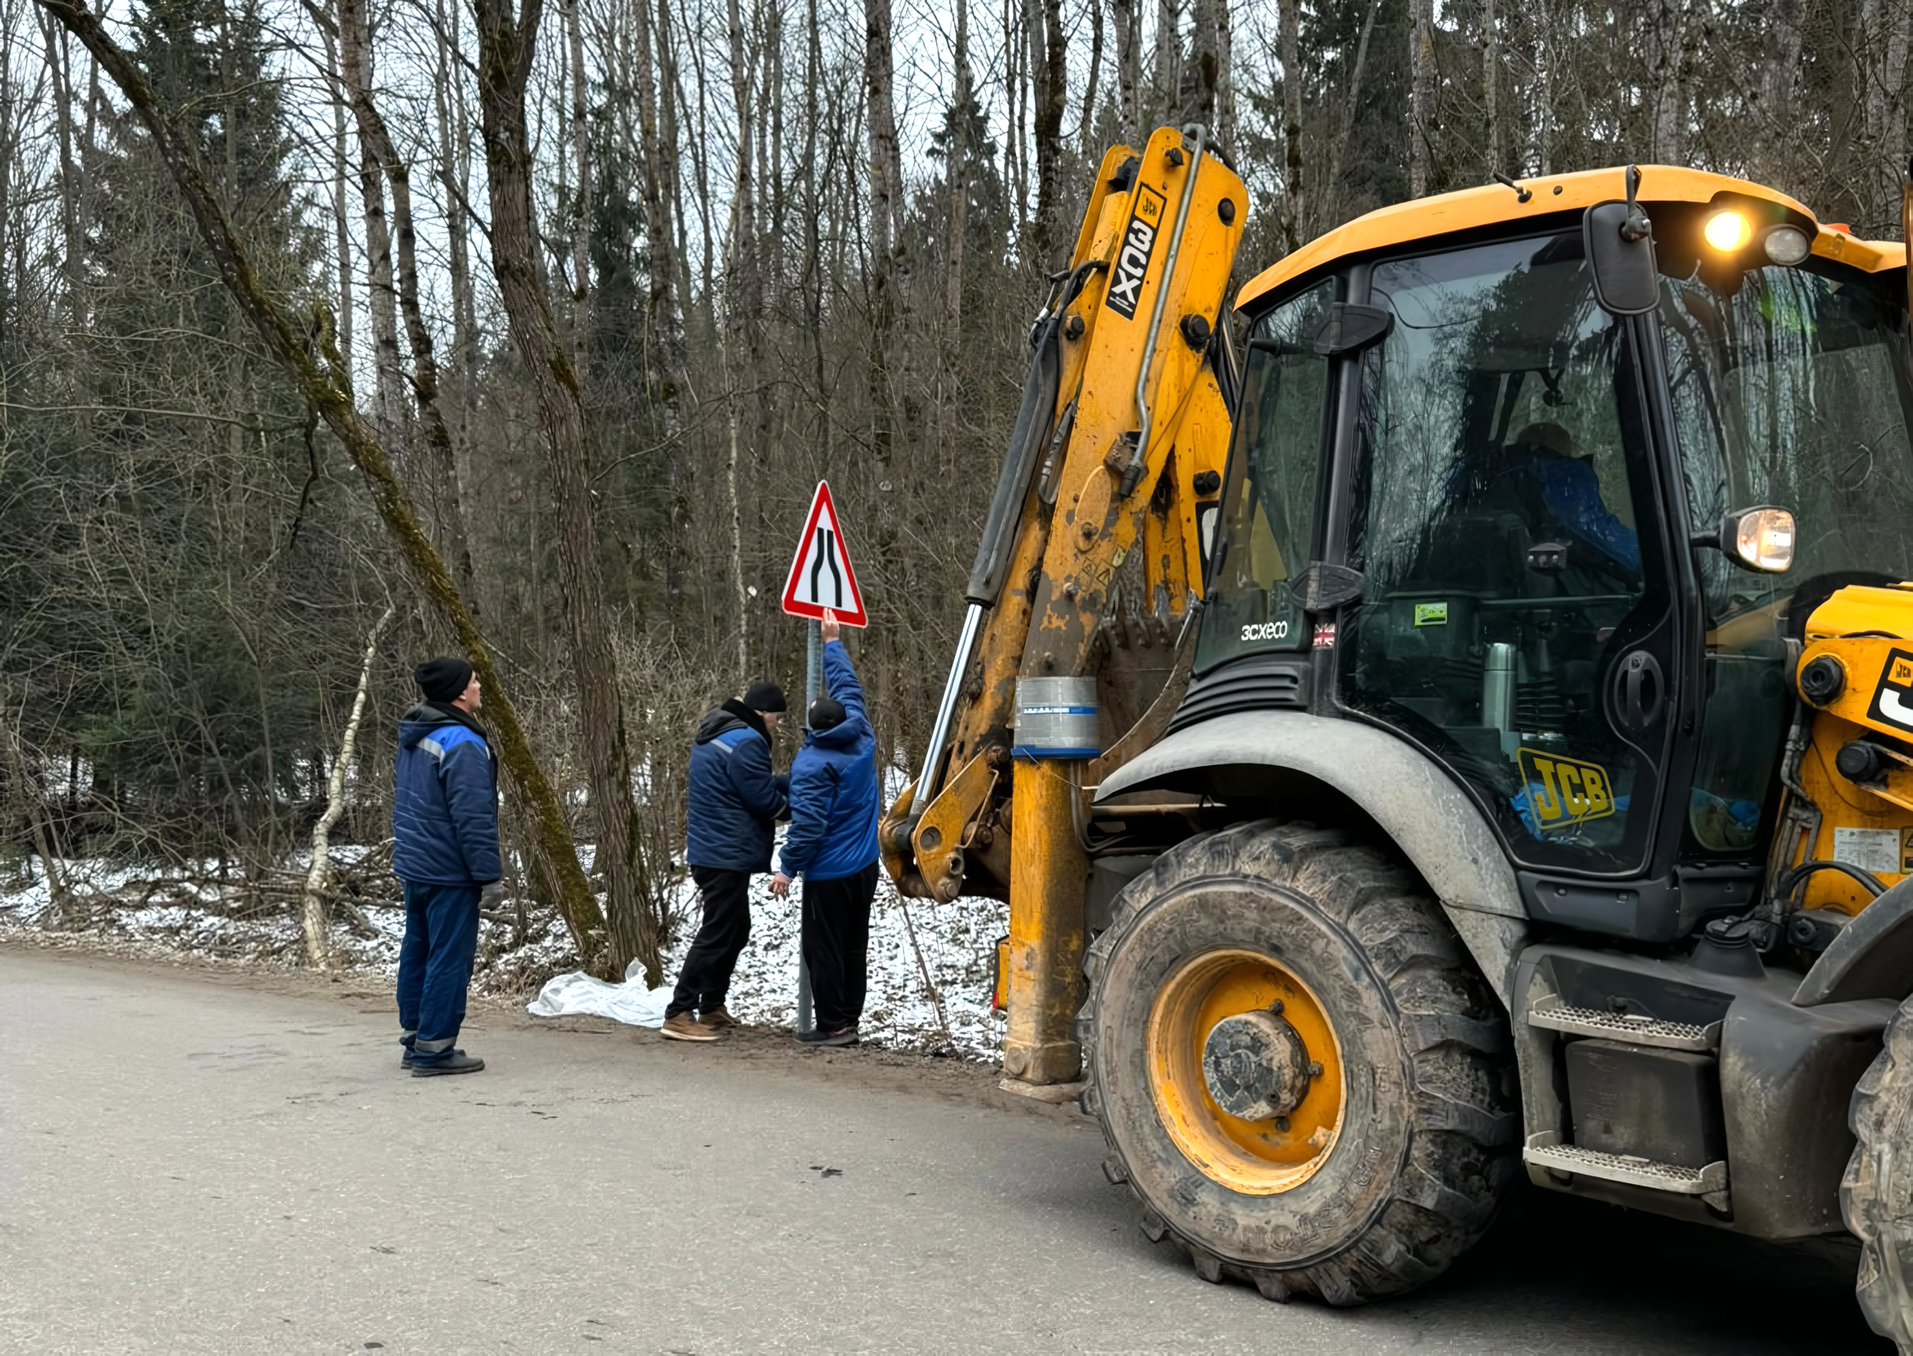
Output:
[1105, 186, 1167, 320]
[1869, 646, 1913, 734]
[1518, 749, 1617, 831]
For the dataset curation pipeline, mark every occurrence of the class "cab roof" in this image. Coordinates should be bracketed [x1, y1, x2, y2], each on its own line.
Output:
[1235, 165, 1907, 313]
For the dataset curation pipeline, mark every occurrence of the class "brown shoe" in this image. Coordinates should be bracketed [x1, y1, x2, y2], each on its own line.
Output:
[699, 1006, 741, 1029]
[661, 1011, 718, 1042]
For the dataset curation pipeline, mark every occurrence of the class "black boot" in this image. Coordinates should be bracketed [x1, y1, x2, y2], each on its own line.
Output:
[411, 1050, 485, 1077]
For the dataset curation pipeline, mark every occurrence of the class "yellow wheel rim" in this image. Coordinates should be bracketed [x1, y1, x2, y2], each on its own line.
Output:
[1146, 948, 1346, 1195]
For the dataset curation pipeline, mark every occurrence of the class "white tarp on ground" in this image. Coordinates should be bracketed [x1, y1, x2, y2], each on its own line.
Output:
[525, 958, 670, 1028]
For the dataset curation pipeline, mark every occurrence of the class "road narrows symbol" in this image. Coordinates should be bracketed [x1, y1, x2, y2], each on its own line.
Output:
[781, 482, 866, 625]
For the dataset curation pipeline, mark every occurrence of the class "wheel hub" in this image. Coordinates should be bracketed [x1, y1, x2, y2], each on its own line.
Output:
[1202, 1009, 1312, 1121]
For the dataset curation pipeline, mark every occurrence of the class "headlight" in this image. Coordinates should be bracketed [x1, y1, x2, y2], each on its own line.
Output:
[1762, 225, 1811, 265]
[1704, 210, 1751, 251]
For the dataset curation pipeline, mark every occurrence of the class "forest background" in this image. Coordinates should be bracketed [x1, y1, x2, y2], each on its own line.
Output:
[2, 0, 1909, 981]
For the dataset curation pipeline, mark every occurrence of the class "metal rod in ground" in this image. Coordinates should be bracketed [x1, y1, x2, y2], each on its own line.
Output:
[795, 617, 821, 1036]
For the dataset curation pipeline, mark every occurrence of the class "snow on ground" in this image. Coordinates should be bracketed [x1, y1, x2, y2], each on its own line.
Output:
[0, 837, 1010, 1060]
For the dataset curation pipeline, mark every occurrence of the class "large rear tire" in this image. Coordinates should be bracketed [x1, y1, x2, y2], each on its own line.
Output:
[1844, 993, 1913, 1352]
[1078, 820, 1517, 1303]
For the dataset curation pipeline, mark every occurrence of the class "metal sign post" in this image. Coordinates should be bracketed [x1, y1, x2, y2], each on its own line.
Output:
[783, 483, 861, 1037]
[794, 617, 822, 1036]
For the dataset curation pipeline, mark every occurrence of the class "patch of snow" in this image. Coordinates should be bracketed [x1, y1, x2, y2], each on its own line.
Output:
[0, 838, 1009, 1060]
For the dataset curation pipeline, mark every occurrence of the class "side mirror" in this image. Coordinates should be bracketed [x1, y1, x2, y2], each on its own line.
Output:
[1695, 505, 1795, 573]
[1584, 166, 1659, 316]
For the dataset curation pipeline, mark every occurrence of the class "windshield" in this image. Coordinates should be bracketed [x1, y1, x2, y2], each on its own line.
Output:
[1662, 264, 1913, 622]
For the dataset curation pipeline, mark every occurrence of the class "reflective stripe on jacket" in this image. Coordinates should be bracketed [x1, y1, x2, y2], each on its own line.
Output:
[686, 700, 789, 872]
[393, 705, 501, 886]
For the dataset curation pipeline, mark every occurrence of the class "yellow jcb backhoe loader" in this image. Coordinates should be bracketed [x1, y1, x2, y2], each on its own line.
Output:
[882, 127, 1913, 1345]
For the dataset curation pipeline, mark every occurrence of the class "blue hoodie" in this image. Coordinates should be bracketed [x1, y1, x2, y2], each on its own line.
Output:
[778, 640, 880, 883]
[393, 704, 501, 886]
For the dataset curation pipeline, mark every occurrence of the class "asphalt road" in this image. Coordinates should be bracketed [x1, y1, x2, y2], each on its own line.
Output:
[0, 943, 1889, 1355]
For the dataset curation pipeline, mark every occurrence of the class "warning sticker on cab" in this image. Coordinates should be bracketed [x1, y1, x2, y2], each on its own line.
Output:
[1517, 748, 1617, 832]
[1868, 648, 1913, 735]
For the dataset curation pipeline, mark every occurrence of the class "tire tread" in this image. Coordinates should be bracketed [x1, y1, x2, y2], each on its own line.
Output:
[1081, 819, 1516, 1305]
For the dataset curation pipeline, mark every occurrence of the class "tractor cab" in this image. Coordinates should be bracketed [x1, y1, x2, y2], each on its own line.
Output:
[1196, 168, 1913, 941]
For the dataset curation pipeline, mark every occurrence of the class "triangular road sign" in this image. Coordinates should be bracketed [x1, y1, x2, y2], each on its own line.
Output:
[780, 480, 868, 626]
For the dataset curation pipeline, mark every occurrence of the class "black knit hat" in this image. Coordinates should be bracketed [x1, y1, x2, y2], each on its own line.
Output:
[743, 680, 787, 713]
[808, 697, 846, 731]
[415, 656, 474, 704]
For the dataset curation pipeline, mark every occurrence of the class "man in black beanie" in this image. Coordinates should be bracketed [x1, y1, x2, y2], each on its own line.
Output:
[661, 673, 790, 1041]
[392, 656, 499, 1075]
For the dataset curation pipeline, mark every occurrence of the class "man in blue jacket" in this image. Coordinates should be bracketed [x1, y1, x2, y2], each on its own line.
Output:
[662, 677, 790, 1041]
[393, 657, 501, 1077]
[771, 610, 880, 1047]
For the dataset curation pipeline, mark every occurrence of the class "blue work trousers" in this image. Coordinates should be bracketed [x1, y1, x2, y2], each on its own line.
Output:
[396, 880, 481, 1058]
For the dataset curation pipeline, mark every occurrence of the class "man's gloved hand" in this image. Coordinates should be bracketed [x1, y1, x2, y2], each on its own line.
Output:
[479, 881, 506, 912]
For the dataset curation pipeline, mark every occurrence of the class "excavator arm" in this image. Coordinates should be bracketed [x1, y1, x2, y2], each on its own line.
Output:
[881, 127, 1248, 1083]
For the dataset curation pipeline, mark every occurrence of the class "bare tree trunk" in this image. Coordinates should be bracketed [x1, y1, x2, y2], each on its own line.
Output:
[1110, 0, 1140, 144]
[469, 0, 658, 983]
[302, 605, 391, 968]
[1279, 0, 1304, 238]
[1029, 0, 1067, 263]
[29, 804, 70, 924]
[1327, 0, 1382, 218]
[1214, 0, 1234, 152]
[661, 0, 699, 348]
[867, 0, 899, 466]
[727, 0, 759, 323]
[1865, 0, 1912, 221]
[947, 0, 970, 337]
[339, 0, 476, 604]
[803, 0, 828, 398]
[1154, 0, 1179, 124]
[1482, 0, 1501, 177]
[3, 22, 24, 354]
[2, 720, 69, 924]
[1080, 0, 1103, 154]
[1007, 0, 1027, 243]
[564, 0, 591, 369]
[764, 0, 785, 286]
[41, 8, 83, 330]
[1409, 0, 1434, 196]
[1761, 0, 1805, 155]
[723, 334, 748, 684]
[338, 0, 403, 432]
[324, 19, 353, 367]
[1532, 0, 1556, 175]
[34, 0, 615, 968]
[632, 0, 676, 340]
[434, 0, 476, 399]
[1647, 0, 1685, 164]
[1192, 0, 1217, 130]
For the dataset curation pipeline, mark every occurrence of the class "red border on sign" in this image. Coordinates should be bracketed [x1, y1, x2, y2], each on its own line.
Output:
[779, 480, 868, 626]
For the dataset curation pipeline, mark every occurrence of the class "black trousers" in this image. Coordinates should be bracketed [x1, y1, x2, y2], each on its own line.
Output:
[667, 866, 753, 1018]
[802, 861, 879, 1031]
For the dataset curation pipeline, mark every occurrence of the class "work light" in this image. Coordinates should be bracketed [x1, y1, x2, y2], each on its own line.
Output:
[1704, 210, 1751, 251]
